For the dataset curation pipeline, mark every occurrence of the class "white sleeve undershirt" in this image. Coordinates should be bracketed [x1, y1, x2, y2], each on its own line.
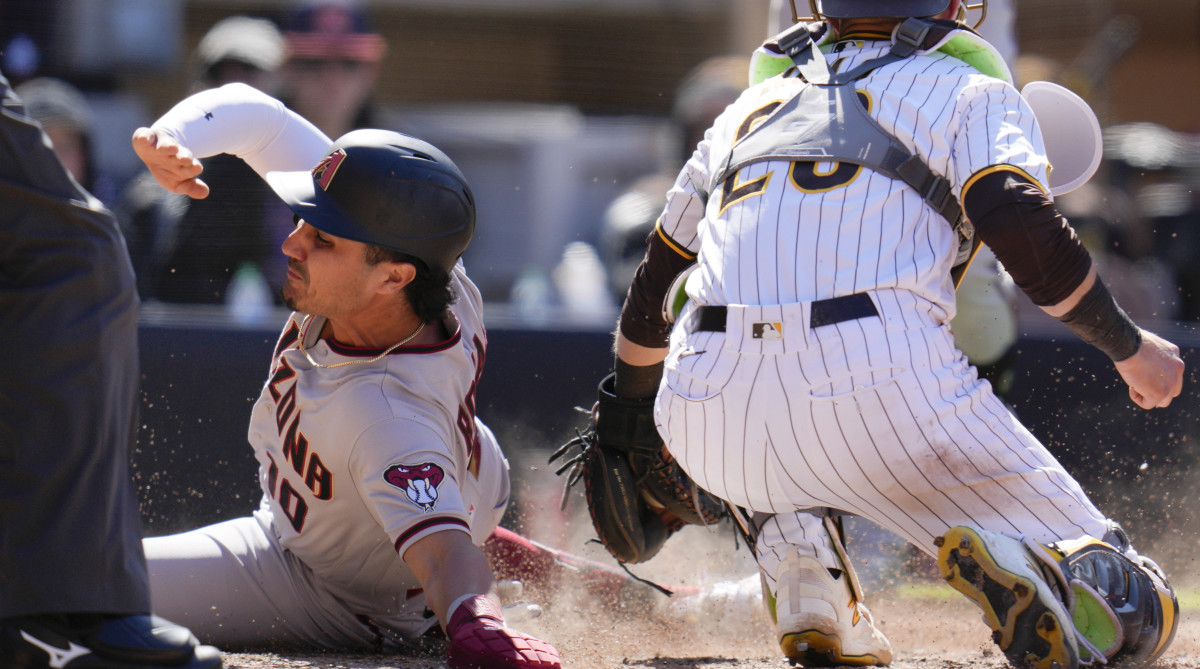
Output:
[150, 83, 332, 177]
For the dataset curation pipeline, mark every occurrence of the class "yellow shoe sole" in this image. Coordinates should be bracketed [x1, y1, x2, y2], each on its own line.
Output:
[936, 526, 1078, 669]
[780, 629, 889, 667]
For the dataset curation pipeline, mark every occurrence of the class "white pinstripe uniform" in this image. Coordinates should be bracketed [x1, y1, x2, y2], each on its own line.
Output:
[653, 35, 1112, 579]
[140, 85, 509, 650]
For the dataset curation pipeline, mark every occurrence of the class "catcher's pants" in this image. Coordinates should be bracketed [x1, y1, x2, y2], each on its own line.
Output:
[658, 290, 1112, 557]
[144, 510, 439, 650]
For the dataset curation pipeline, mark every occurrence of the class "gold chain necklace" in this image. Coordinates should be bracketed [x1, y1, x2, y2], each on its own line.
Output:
[296, 314, 426, 369]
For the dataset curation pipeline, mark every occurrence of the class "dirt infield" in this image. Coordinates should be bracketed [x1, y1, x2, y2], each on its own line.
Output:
[220, 592, 1200, 668]
[213, 516, 1200, 669]
[202, 449, 1200, 669]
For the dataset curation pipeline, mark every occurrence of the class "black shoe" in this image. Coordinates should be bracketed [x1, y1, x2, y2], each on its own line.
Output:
[0, 614, 222, 668]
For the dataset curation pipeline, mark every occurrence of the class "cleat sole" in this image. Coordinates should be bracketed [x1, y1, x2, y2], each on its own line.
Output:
[937, 527, 1078, 669]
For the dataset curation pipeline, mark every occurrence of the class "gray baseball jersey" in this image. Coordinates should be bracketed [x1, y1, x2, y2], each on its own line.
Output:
[141, 84, 509, 648]
[246, 262, 506, 608]
[649, 34, 1112, 554]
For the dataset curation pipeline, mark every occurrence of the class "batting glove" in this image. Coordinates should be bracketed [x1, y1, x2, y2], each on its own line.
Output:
[445, 595, 560, 669]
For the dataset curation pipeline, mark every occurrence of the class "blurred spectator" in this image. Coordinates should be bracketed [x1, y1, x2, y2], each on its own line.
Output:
[277, 0, 387, 139]
[191, 15, 285, 94]
[1103, 121, 1200, 320]
[115, 15, 286, 308]
[594, 55, 749, 308]
[670, 55, 748, 164]
[597, 173, 677, 303]
[117, 2, 390, 312]
[14, 76, 118, 205]
[1044, 179, 1179, 322]
[1136, 182, 1200, 319]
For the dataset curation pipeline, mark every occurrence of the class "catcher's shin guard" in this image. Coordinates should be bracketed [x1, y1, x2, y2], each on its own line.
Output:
[1037, 532, 1179, 667]
[763, 517, 892, 667]
[937, 526, 1079, 669]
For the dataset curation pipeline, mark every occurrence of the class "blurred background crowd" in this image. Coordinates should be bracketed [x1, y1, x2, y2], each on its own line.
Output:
[2, 0, 1198, 332]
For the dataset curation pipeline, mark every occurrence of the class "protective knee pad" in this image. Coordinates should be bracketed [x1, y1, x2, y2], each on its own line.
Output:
[1040, 533, 1179, 666]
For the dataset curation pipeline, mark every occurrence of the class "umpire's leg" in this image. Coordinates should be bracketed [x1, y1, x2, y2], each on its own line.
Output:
[0, 70, 147, 618]
[0, 70, 221, 669]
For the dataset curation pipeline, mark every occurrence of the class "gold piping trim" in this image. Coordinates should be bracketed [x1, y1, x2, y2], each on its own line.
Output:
[961, 164, 1046, 202]
[656, 222, 696, 260]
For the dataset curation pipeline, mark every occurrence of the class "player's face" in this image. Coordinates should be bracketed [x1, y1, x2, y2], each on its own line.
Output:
[280, 219, 383, 319]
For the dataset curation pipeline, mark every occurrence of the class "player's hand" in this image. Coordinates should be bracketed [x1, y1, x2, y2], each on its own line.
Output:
[445, 595, 560, 669]
[1113, 329, 1184, 409]
[131, 127, 210, 199]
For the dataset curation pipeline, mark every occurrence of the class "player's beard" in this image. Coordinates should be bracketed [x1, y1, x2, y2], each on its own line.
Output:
[281, 259, 306, 311]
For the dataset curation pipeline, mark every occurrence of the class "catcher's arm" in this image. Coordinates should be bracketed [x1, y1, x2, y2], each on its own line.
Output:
[963, 169, 1184, 409]
[550, 344, 725, 565]
[616, 333, 667, 368]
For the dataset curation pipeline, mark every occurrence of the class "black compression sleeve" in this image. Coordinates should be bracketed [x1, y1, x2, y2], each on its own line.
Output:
[1057, 279, 1143, 362]
[963, 169, 1091, 306]
[614, 357, 664, 400]
[618, 225, 696, 348]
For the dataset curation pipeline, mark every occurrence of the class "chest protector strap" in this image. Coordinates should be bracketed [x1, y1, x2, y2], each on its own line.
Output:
[708, 18, 975, 269]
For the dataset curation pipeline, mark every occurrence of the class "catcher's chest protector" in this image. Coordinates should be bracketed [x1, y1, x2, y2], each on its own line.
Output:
[709, 18, 976, 277]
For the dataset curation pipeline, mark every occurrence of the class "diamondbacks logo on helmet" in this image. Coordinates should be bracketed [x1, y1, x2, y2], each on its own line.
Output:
[312, 149, 347, 191]
[384, 462, 446, 512]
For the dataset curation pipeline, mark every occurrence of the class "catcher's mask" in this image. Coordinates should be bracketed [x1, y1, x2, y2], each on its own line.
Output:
[266, 129, 475, 274]
[786, 0, 988, 28]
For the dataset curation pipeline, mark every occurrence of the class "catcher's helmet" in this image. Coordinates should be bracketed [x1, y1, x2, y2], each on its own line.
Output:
[266, 129, 474, 274]
[809, 0, 952, 18]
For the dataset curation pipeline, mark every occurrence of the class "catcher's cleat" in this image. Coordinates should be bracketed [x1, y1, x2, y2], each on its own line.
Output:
[768, 552, 892, 667]
[936, 526, 1078, 669]
[0, 614, 222, 669]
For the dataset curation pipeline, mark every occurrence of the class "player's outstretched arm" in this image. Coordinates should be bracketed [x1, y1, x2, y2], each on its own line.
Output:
[963, 169, 1185, 410]
[1113, 330, 1184, 409]
[404, 530, 561, 669]
[131, 127, 209, 199]
[132, 83, 330, 197]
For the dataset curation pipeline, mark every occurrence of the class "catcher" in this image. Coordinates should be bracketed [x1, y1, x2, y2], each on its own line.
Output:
[555, 2, 1181, 669]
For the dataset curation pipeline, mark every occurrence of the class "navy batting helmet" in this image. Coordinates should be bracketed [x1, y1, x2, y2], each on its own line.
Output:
[266, 129, 475, 274]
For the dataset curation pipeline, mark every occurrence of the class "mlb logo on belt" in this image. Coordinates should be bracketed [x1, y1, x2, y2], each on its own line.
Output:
[752, 322, 783, 339]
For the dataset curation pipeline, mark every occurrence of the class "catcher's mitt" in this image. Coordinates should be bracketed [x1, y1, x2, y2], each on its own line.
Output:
[550, 372, 726, 564]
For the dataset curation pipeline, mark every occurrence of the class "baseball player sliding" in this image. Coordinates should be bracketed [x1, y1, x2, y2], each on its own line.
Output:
[131, 83, 559, 668]
[588, 1, 1183, 668]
